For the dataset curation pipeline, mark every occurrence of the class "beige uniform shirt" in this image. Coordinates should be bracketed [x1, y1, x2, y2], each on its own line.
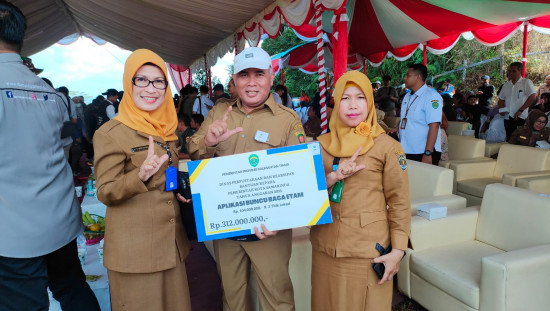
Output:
[188, 95, 304, 159]
[310, 134, 411, 258]
[94, 120, 190, 273]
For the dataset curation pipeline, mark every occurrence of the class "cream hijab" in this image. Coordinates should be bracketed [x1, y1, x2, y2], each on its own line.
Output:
[114, 49, 178, 141]
[318, 71, 385, 157]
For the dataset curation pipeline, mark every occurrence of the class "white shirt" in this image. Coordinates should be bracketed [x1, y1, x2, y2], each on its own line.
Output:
[399, 84, 442, 154]
[193, 94, 214, 118]
[498, 77, 536, 120]
[106, 99, 117, 119]
[272, 92, 282, 105]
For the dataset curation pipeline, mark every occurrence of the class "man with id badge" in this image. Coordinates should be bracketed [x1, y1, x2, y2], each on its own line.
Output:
[93, 49, 192, 311]
[188, 47, 304, 311]
[398, 63, 443, 165]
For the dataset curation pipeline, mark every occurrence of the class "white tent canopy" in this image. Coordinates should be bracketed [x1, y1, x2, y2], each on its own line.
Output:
[14, 0, 346, 70]
[14, 0, 276, 66]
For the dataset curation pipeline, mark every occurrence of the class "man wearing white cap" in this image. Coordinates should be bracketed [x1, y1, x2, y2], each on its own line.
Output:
[188, 47, 303, 311]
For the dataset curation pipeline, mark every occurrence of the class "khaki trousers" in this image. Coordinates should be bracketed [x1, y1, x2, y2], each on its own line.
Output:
[214, 229, 295, 311]
[107, 252, 191, 311]
[311, 250, 393, 311]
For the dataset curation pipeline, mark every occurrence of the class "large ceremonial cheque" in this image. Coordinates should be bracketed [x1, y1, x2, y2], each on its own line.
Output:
[187, 142, 331, 242]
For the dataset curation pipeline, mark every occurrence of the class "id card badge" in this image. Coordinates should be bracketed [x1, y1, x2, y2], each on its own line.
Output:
[329, 180, 343, 203]
[400, 118, 407, 129]
[165, 166, 177, 191]
[254, 130, 269, 143]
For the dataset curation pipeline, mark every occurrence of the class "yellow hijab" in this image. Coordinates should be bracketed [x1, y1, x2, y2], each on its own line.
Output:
[318, 71, 385, 157]
[114, 49, 178, 141]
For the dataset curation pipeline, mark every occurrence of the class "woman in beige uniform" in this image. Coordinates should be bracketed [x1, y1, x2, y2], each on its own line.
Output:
[93, 49, 191, 311]
[310, 71, 411, 310]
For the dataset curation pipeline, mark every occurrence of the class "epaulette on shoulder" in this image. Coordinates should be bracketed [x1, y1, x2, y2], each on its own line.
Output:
[277, 105, 301, 120]
[97, 119, 121, 133]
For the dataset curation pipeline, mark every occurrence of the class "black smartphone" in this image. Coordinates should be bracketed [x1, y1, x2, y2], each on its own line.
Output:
[372, 242, 392, 279]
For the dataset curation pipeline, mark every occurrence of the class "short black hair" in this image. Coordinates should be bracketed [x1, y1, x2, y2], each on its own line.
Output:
[191, 114, 204, 125]
[190, 87, 198, 95]
[0, 1, 26, 53]
[57, 86, 69, 96]
[382, 75, 391, 81]
[509, 61, 523, 72]
[178, 114, 191, 127]
[41, 77, 53, 88]
[199, 85, 209, 94]
[408, 63, 427, 82]
[466, 95, 478, 104]
[213, 83, 224, 92]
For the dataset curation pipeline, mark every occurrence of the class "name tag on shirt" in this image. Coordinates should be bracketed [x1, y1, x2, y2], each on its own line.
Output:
[255, 130, 269, 143]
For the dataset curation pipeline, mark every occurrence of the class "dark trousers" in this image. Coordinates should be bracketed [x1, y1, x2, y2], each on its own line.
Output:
[504, 117, 526, 141]
[0, 240, 100, 311]
[69, 141, 83, 174]
[406, 151, 442, 166]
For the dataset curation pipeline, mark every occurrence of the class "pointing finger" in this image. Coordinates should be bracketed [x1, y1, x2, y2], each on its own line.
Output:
[147, 136, 155, 157]
[222, 105, 233, 122]
[350, 146, 362, 162]
[354, 164, 366, 172]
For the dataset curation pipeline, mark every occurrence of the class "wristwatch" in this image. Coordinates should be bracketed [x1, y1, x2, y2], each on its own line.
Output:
[424, 150, 433, 156]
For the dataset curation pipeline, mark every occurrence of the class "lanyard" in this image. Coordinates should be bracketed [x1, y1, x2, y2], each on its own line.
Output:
[154, 141, 173, 166]
[403, 95, 419, 119]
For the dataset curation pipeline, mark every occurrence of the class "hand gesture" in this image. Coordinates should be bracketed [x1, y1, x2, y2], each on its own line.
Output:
[371, 248, 405, 285]
[254, 224, 278, 240]
[334, 147, 366, 180]
[138, 136, 169, 182]
[204, 106, 243, 147]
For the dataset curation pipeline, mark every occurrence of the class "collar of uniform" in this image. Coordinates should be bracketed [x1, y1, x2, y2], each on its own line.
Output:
[0, 53, 23, 64]
[411, 83, 429, 97]
[233, 94, 278, 115]
[509, 77, 524, 86]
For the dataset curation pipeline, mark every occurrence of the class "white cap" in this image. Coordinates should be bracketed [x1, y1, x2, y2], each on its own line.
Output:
[234, 47, 272, 73]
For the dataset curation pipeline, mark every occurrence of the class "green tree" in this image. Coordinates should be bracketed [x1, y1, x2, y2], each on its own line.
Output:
[262, 27, 320, 98]
[192, 69, 221, 90]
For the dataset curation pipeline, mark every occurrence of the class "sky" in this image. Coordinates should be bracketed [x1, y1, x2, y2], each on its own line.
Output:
[30, 37, 235, 103]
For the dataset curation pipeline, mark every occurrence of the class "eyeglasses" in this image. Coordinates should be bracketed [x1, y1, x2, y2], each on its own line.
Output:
[132, 77, 168, 90]
[535, 119, 547, 124]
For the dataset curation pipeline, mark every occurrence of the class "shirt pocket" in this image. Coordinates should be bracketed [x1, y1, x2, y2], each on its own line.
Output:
[249, 129, 284, 150]
[360, 210, 389, 239]
[130, 151, 147, 169]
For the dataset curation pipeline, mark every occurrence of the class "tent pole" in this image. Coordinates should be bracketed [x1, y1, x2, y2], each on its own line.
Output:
[423, 43, 427, 66]
[363, 59, 367, 75]
[281, 68, 285, 85]
[315, 0, 328, 134]
[188, 68, 192, 86]
[333, 0, 348, 81]
[521, 22, 529, 78]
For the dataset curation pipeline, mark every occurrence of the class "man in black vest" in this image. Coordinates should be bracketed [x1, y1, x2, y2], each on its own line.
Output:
[96, 88, 118, 128]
